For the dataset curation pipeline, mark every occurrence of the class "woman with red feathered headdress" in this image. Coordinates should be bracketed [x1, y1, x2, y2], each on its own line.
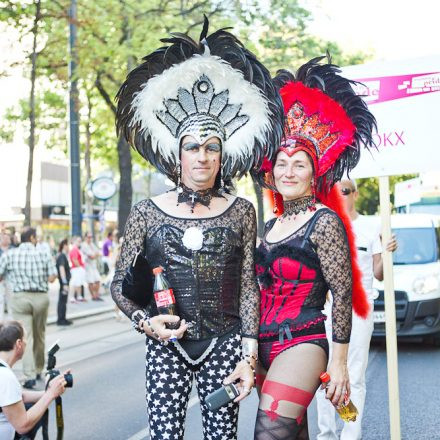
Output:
[251, 55, 376, 439]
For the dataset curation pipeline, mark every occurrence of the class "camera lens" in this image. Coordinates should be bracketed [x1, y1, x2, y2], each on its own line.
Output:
[64, 373, 73, 388]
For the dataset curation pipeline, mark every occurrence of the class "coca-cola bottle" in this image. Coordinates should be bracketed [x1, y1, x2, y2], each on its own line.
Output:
[153, 266, 179, 330]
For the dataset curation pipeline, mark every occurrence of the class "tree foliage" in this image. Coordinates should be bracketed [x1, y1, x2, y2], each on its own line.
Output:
[356, 175, 418, 215]
[1, 0, 373, 229]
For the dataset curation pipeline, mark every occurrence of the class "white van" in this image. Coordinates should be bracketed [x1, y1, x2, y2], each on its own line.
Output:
[372, 214, 440, 344]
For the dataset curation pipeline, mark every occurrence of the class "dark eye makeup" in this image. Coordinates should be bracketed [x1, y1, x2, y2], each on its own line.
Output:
[182, 142, 200, 151]
[182, 142, 221, 153]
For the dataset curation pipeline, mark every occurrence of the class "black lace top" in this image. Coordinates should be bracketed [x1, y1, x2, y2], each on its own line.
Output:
[256, 209, 352, 343]
[111, 197, 260, 340]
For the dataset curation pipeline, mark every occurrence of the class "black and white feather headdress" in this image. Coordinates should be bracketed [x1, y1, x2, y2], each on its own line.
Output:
[116, 17, 283, 182]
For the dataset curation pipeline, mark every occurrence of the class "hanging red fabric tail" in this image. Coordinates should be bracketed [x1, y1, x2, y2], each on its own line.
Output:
[318, 185, 370, 319]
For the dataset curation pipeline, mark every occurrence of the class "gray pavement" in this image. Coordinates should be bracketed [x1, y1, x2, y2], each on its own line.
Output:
[30, 325, 440, 440]
[5, 284, 440, 439]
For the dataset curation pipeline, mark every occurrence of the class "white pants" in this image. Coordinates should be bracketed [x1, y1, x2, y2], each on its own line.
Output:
[316, 303, 374, 440]
[70, 266, 86, 287]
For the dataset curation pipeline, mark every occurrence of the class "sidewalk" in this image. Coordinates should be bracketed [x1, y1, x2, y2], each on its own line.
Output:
[46, 281, 115, 324]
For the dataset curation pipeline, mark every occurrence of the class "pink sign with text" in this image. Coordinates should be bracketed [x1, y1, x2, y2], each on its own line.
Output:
[352, 72, 440, 105]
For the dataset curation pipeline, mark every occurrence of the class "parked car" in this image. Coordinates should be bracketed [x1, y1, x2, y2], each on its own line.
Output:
[372, 214, 440, 345]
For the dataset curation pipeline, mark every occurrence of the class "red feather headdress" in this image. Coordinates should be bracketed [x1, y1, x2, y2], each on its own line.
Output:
[258, 56, 376, 319]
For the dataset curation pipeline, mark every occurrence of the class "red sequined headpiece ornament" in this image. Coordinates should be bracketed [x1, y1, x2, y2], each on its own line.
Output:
[280, 81, 356, 178]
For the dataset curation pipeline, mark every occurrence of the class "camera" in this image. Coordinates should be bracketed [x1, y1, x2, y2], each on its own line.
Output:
[46, 341, 73, 388]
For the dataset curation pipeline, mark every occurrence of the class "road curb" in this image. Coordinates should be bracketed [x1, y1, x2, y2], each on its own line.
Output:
[47, 305, 115, 325]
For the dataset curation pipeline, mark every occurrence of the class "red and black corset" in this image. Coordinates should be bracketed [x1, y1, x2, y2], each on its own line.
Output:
[256, 225, 329, 343]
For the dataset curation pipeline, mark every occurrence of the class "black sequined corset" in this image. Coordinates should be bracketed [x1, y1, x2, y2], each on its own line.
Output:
[147, 224, 243, 339]
[111, 197, 260, 341]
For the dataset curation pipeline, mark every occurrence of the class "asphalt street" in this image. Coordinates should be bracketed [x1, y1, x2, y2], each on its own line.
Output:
[24, 316, 440, 440]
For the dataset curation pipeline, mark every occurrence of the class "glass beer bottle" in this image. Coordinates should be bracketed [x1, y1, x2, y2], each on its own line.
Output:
[153, 266, 179, 330]
[320, 372, 358, 422]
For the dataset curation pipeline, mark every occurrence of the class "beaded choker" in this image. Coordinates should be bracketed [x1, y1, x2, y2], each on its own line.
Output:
[280, 195, 316, 221]
[176, 183, 226, 213]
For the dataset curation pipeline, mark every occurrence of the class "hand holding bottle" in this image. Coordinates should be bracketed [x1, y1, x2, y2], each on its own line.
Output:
[320, 372, 358, 422]
[144, 315, 188, 341]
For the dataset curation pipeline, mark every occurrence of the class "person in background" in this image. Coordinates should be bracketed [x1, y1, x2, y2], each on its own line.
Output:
[0, 232, 12, 321]
[36, 235, 52, 260]
[316, 177, 398, 440]
[111, 235, 124, 321]
[0, 227, 57, 389]
[0, 321, 69, 440]
[81, 232, 103, 301]
[102, 231, 113, 276]
[55, 239, 72, 326]
[68, 236, 86, 303]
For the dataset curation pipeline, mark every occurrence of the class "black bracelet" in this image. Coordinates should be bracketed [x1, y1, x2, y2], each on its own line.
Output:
[131, 310, 148, 334]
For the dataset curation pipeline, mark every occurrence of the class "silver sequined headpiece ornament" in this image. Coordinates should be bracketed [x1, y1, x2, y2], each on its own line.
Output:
[157, 74, 249, 146]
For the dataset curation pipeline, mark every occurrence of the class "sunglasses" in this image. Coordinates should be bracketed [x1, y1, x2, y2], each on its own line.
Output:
[341, 187, 356, 196]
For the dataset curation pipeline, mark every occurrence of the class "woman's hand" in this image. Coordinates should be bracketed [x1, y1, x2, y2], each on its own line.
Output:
[322, 359, 350, 408]
[223, 360, 255, 403]
[142, 315, 188, 342]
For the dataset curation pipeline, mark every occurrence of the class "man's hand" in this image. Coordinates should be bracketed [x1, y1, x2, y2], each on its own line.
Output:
[142, 315, 188, 342]
[386, 234, 398, 253]
[223, 360, 255, 403]
[46, 371, 71, 399]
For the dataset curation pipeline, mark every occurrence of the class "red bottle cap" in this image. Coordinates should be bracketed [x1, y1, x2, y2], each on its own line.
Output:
[320, 372, 330, 383]
[152, 267, 163, 275]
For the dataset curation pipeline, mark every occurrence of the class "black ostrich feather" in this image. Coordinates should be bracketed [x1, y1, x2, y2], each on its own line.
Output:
[255, 242, 322, 288]
[253, 55, 377, 192]
[115, 16, 283, 183]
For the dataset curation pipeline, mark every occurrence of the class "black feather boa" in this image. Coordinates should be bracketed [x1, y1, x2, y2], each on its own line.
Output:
[255, 242, 321, 288]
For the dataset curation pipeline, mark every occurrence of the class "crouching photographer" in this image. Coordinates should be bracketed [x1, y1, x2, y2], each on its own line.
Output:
[0, 321, 70, 440]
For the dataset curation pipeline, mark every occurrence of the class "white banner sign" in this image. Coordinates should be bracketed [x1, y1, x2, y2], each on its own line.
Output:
[341, 56, 440, 178]
[394, 177, 421, 207]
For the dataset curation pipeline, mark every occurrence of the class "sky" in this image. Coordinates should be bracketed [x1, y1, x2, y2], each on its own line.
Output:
[307, 0, 439, 61]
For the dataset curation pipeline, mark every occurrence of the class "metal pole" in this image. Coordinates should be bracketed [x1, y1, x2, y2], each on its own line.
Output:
[69, 0, 81, 237]
[379, 175, 401, 439]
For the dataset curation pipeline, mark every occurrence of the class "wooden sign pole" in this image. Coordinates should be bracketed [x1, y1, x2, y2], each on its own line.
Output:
[378, 175, 401, 440]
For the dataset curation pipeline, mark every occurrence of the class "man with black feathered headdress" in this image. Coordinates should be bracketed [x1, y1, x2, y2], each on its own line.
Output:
[111, 17, 283, 439]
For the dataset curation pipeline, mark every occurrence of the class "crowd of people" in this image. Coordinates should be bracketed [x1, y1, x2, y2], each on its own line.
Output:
[0, 18, 401, 440]
[0, 229, 120, 325]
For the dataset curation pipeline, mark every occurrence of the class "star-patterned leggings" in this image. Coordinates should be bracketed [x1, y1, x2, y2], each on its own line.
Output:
[145, 331, 242, 440]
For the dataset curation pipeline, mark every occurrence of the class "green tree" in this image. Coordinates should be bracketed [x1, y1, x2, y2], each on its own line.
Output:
[2, 0, 372, 232]
[1, 0, 68, 225]
[357, 175, 418, 215]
